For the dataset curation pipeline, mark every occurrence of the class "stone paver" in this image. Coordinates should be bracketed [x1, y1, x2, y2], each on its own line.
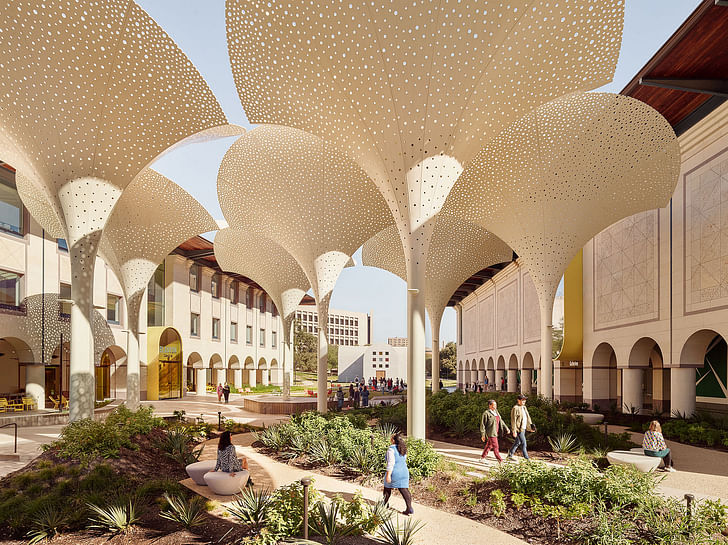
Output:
[183, 433, 528, 545]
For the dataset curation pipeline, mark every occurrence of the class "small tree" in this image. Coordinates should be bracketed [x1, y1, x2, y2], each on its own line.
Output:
[552, 318, 564, 358]
[294, 320, 318, 373]
[439, 342, 457, 379]
[327, 344, 338, 375]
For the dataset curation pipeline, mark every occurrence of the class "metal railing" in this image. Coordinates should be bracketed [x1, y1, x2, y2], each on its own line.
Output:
[0, 422, 18, 453]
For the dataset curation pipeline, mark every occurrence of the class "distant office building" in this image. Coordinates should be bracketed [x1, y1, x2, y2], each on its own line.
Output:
[387, 337, 408, 347]
[294, 300, 371, 346]
[338, 343, 407, 383]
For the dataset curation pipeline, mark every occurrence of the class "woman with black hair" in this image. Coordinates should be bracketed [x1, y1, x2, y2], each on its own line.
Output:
[214, 431, 249, 477]
[383, 433, 414, 515]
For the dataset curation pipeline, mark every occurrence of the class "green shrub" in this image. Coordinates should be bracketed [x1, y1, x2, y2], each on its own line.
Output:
[228, 486, 272, 531]
[159, 492, 207, 529]
[87, 498, 140, 535]
[157, 427, 204, 466]
[377, 515, 425, 545]
[26, 504, 67, 544]
[404, 438, 441, 480]
[264, 481, 323, 540]
[309, 501, 359, 545]
[489, 489, 506, 517]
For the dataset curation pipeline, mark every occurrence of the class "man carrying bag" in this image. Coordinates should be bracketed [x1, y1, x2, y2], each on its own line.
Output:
[507, 394, 535, 461]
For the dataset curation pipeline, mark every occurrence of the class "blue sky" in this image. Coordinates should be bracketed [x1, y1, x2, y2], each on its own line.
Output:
[140, 0, 700, 347]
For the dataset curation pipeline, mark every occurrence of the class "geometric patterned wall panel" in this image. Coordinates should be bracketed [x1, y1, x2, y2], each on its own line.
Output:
[478, 295, 495, 352]
[594, 209, 659, 328]
[497, 280, 518, 349]
[685, 150, 728, 313]
[522, 272, 541, 342]
[463, 303, 478, 356]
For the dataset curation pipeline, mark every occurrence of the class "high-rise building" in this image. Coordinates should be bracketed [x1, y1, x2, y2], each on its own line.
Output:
[387, 337, 408, 347]
[294, 299, 370, 346]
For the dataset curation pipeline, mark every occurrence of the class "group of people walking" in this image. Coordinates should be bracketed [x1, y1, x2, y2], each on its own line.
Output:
[336, 382, 371, 410]
[216, 382, 231, 403]
[480, 394, 535, 462]
[465, 376, 508, 393]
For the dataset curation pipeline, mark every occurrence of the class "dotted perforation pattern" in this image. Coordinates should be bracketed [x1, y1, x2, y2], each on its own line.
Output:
[443, 92, 680, 311]
[226, 0, 624, 249]
[217, 125, 392, 302]
[0, 0, 228, 195]
[14, 172, 66, 239]
[98, 168, 218, 313]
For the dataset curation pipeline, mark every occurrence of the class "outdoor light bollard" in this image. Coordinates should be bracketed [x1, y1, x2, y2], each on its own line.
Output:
[301, 477, 312, 539]
[218, 411, 222, 431]
[604, 422, 609, 445]
[685, 494, 695, 523]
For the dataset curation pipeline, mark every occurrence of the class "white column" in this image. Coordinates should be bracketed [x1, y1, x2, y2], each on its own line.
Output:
[233, 369, 243, 389]
[406, 253, 427, 439]
[317, 328, 328, 412]
[622, 368, 644, 414]
[507, 369, 518, 393]
[262, 368, 270, 386]
[495, 369, 505, 390]
[487, 369, 495, 388]
[69, 236, 99, 421]
[539, 314, 553, 400]
[477, 369, 486, 384]
[195, 368, 206, 395]
[248, 368, 257, 388]
[125, 294, 142, 410]
[670, 367, 696, 418]
[431, 313, 442, 393]
[520, 369, 533, 395]
[25, 363, 45, 409]
[216, 368, 226, 385]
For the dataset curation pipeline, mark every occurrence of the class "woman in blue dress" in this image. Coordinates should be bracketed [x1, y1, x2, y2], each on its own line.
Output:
[383, 433, 414, 515]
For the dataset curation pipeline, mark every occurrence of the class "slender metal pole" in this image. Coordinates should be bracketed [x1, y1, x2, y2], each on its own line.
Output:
[218, 411, 222, 431]
[301, 477, 312, 539]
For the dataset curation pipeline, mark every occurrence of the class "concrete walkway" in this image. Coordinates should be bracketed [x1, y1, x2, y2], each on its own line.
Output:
[431, 435, 728, 502]
[182, 433, 528, 545]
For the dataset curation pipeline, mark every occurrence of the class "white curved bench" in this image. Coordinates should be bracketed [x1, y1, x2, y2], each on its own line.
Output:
[185, 460, 217, 485]
[606, 450, 661, 472]
[575, 412, 604, 425]
[203, 469, 250, 495]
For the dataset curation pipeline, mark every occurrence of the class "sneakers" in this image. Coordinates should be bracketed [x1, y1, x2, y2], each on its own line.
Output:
[505, 455, 515, 461]
[665, 467, 676, 473]
[402, 508, 415, 516]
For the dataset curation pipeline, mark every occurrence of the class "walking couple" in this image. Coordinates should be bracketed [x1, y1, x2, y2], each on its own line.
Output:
[480, 394, 535, 463]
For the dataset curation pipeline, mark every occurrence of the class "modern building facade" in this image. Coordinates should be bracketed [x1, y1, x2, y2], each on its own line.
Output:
[294, 302, 371, 347]
[338, 343, 407, 383]
[0, 162, 284, 408]
[387, 337, 408, 347]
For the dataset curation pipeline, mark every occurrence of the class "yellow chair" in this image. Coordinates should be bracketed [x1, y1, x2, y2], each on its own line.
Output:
[60, 395, 69, 410]
[48, 396, 60, 410]
[22, 397, 37, 411]
[0, 398, 24, 412]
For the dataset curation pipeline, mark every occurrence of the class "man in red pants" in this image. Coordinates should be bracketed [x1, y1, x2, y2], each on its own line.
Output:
[480, 399, 511, 463]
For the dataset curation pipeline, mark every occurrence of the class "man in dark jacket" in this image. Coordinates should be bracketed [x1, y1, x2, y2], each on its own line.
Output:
[480, 399, 510, 463]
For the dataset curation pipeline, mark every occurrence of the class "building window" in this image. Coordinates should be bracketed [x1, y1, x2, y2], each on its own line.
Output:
[230, 322, 238, 342]
[259, 328, 265, 347]
[259, 294, 266, 313]
[190, 313, 200, 337]
[246, 325, 253, 345]
[0, 168, 23, 236]
[246, 287, 254, 307]
[272, 303, 278, 317]
[147, 263, 165, 327]
[230, 280, 239, 304]
[189, 264, 200, 292]
[272, 330, 277, 348]
[107, 294, 121, 324]
[57, 238, 68, 251]
[0, 269, 21, 307]
[212, 318, 220, 340]
[59, 282, 71, 316]
[211, 273, 221, 299]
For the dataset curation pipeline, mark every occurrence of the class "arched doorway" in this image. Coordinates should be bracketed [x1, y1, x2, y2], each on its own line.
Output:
[227, 355, 241, 387]
[270, 358, 280, 386]
[244, 356, 256, 387]
[681, 329, 726, 417]
[521, 352, 535, 395]
[96, 346, 126, 401]
[158, 328, 182, 399]
[507, 354, 519, 393]
[496, 355, 506, 391]
[627, 337, 668, 414]
[487, 357, 495, 390]
[48, 341, 71, 405]
[256, 358, 269, 386]
[186, 352, 203, 394]
[0, 337, 37, 404]
[586, 342, 618, 411]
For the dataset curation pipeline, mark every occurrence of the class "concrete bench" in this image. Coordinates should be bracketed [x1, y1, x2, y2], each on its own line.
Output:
[185, 460, 216, 485]
[203, 469, 250, 495]
[575, 412, 604, 425]
[606, 449, 661, 472]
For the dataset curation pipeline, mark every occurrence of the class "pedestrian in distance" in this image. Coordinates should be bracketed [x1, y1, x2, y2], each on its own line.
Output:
[362, 385, 370, 407]
[643, 420, 676, 472]
[353, 386, 361, 408]
[217, 383, 223, 402]
[500, 377, 505, 391]
[480, 399, 510, 463]
[336, 386, 344, 411]
[383, 433, 414, 516]
[507, 394, 535, 461]
[439, 379, 444, 390]
[349, 383, 355, 401]
[223, 383, 231, 403]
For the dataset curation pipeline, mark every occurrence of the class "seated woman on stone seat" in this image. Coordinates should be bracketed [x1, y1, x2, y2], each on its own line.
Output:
[643, 421, 675, 472]
[214, 431, 251, 481]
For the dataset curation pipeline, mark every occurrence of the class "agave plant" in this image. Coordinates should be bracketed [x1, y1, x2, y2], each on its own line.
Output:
[377, 515, 425, 545]
[368, 500, 393, 530]
[548, 432, 580, 454]
[349, 445, 377, 475]
[309, 501, 358, 545]
[228, 486, 272, 531]
[87, 499, 140, 534]
[26, 505, 66, 544]
[376, 423, 399, 439]
[309, 438, 340, 466]
[159, 492, 207, 529]
[256, 425, 288, 450]
[589, 445, 610, 458]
